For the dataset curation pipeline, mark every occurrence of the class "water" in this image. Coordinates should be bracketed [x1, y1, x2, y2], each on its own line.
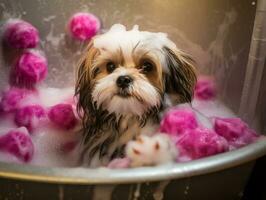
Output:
[0, 85, 237, 167]
[0, 1, 255, 168]
[0, 86, 81, 167]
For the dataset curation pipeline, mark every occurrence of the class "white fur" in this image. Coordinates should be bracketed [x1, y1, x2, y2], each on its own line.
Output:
[126, 134, 178, 167]
[92, 68, 161, 116]
[93, 24, 177, 74]
[83, 24, 182, 166]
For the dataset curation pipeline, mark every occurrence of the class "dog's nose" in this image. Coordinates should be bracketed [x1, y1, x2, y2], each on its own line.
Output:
[116, 75, 133, 89]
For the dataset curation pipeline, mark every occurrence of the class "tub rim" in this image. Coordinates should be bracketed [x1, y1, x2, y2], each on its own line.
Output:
[0, 138, 266, 185]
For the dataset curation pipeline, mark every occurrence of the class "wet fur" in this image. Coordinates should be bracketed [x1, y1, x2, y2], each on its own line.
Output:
[75, 41, 196, 165]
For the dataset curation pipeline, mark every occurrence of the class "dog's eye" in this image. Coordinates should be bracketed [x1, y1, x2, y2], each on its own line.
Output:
[106, 62, 116, 73]
[92, 67, 100, 78]
[141, 61, 154, 73]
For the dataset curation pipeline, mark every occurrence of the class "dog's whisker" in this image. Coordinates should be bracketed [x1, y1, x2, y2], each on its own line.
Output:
[75, 24, 196, 166]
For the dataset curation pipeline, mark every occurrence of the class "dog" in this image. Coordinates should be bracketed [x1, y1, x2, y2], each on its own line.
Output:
[75, 24, 196, 166]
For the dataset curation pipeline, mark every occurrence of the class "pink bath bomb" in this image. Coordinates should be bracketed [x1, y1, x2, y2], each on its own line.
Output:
[0, 87, 29, 112]
[177, 127, 229, 160]
[194, 76, 216, 100]
[15, 105, 46, 132]
[0, 127, 34, 162]
[3, 19, 39, 49]
[10, 51, 48, 87]
[67, 12, 100, 41]
[48, 104, 77, 130]
[160, 108, 198, 136]
[107, 157, 131, 169]
[214, 117, 258, 148]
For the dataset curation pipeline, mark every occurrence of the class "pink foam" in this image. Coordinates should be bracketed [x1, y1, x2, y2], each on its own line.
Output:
[214, 117, 258, 149]
[10, 51, 48, 88]
[3, 19, 39, 49]
[48, 104, 77, 130]
[67, 12, 100, 41]
[107, 157, 131, 169]
[15, 105, 46, 132]
[194, 76, 216, 100]
[177, 127, 229, 160]
[0, 87, 29, 112]
[160, 108, 198, 136]
[0, 127, 34, 162]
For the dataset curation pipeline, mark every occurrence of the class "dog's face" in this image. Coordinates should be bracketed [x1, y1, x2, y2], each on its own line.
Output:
[76, 24, 197, 163]
[76, 24, 196, 119]
[80, 42, 164, 117]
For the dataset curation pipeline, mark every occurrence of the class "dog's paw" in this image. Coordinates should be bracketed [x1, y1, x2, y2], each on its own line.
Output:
[125, 134, 178, 167]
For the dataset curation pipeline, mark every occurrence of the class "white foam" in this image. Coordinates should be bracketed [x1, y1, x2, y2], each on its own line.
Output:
[0, 86, 80, 167]
[192, 99, 236, 118]
[37, 87, 74, 107]
[30, 124, 81, 167]
[93, 24, 177, 73]
[0, 87, 239, 167]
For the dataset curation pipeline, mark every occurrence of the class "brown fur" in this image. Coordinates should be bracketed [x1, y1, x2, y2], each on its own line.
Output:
[75, 38, 197, 165]
[162, 46, 197, 103]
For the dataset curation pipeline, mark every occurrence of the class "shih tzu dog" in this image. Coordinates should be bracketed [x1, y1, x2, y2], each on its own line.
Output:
[75, 24, 196, 166]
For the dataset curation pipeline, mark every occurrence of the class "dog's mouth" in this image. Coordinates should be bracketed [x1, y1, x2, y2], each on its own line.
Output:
[116, 89, 131, 98]
[114, 89, 145, 104]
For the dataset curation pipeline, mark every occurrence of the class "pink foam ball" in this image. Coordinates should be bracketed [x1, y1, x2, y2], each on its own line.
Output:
[177, 127, 229, 160]
[15, 105, 46, 132]
[160, 108, 198, 136]
[107, 158, 131, 169]
[194, 76, 216, 100]
[10, 51, 48, 87]
[0, 87, 29, 112]
[214, 117, 258, 148]
[67, 12, 100, 41]
[0, 127, 34, 162]
[3, 19, 39, 49]
[48, 104, 77, 130]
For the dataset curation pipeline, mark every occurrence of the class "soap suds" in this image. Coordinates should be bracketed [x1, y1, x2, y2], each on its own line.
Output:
[93, 24, 178, 73]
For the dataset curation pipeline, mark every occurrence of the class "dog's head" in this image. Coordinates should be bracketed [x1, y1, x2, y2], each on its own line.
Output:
[75, 24, 196, 120]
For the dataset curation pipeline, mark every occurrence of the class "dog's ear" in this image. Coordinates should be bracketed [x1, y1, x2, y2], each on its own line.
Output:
[163, 46, 197, 103]
[75, 41, 99, 117]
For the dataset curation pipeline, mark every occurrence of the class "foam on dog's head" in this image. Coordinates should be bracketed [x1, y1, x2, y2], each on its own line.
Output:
[93, 24, 177, 73]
